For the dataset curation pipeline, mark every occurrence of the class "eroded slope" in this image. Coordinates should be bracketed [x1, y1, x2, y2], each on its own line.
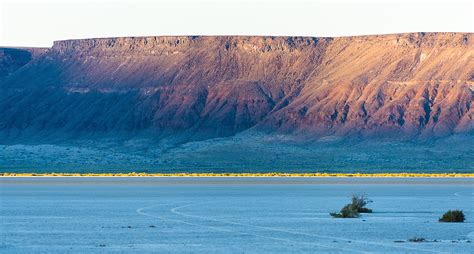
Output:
[0, 33, 472, 141]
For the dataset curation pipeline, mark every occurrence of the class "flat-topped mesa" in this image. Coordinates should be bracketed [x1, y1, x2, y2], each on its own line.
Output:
[50, 36, 323, 57]
[1, 32, 473, 140]
[51, 36, 196, 55]
[49, 33, 472, 57]
[332, 32, 472, 47]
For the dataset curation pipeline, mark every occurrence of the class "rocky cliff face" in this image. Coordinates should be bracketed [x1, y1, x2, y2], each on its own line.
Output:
[0, 33, 472, 141]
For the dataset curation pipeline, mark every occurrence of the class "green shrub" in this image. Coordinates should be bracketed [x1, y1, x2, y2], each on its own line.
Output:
[341, 204, 361, 218]
[330, 204, 360, 218]
[330, 194, 372, 218]
[439, 210, 465, 222]
[351, 194, 372, 213]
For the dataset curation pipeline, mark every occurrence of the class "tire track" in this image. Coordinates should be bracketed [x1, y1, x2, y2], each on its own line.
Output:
[170, 201, 445, 254]
[136, 202, 366, 253]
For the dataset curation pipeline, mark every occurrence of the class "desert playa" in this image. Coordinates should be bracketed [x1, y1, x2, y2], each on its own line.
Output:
[1, 177, 473, 253]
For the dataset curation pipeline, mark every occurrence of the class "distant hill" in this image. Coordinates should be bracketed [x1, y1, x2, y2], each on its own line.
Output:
[0, 33, 472, 172]
[0, 47, 47, 78]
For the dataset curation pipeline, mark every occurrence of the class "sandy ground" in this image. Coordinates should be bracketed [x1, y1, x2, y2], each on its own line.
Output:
[0, 177, 473, 253]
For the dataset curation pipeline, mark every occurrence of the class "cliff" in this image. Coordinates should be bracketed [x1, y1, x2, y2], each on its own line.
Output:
[0, 33, 472, 141]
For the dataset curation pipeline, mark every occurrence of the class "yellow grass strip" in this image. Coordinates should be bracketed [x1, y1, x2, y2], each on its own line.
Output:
[1, 172, 473, 177]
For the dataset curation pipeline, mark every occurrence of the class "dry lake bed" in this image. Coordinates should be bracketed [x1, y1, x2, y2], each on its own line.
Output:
[0, 177, 473, 253]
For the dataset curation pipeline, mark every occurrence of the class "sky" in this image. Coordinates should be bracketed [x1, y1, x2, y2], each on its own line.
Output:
[0, 0, 473, 47]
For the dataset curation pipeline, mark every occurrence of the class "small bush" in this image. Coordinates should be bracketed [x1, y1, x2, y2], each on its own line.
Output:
[330, 204, 360, 218]
[351, 195, 372, 213]
[330, 194, 372, 218]
[439, 210, 465, 222]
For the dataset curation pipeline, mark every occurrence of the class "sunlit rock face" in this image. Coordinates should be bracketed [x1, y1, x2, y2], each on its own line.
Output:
[0, 33, 472, 141]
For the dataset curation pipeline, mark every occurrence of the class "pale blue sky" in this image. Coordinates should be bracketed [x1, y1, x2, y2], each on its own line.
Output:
[1, 0, 473, 47]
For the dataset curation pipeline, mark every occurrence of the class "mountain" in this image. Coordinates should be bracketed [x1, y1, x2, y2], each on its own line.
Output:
[0, 33, 473, 172]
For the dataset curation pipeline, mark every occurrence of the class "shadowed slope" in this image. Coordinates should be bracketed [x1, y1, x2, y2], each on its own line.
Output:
[0, 47, 47, 78]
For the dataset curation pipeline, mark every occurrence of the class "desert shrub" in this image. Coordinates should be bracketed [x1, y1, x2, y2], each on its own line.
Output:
[351, 194, 372, 213]
[330, 194, 372, 218]
[341, 204, 360, 218]
[330, 204, 360, 218]
[439, 210, 465, 222]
